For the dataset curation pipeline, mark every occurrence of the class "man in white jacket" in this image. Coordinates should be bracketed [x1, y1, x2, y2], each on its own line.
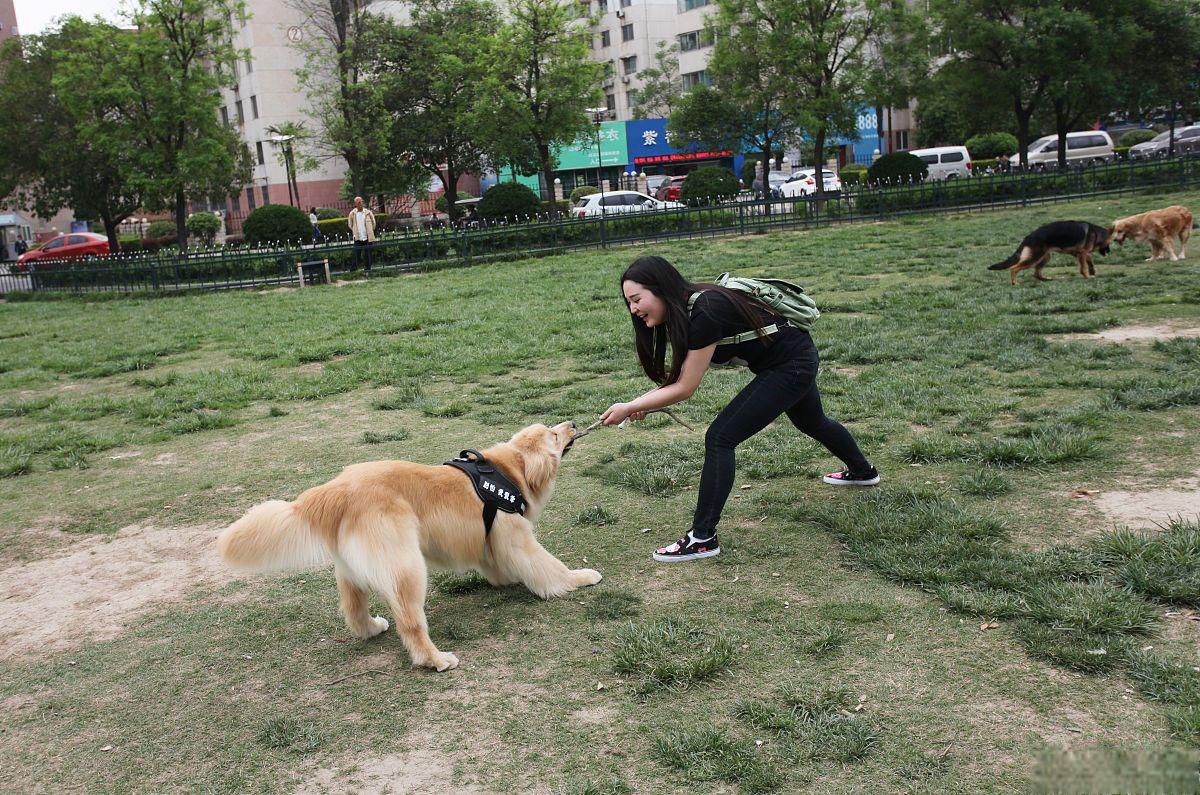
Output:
[347, 196, 376, 272]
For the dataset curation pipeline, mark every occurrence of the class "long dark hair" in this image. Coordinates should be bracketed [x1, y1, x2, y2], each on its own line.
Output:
[620, 255, 773, 385]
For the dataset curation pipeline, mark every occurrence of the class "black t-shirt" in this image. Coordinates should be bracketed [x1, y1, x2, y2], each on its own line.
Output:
[687, 290, 811, 372]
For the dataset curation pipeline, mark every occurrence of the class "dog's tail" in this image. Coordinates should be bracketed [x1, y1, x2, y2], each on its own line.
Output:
[218, 499, 330, 571]
[988, 245, 1022, 270]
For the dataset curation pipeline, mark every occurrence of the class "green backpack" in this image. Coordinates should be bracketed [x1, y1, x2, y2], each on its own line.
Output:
[687, 272, 820, 346]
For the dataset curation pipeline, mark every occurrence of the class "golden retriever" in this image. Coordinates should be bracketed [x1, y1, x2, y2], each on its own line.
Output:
[217, 421, 600, 671]
[1109, 205, 1193, 261]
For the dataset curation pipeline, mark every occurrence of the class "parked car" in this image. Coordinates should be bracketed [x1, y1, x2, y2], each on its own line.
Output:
[14, 232, 109, 272]
[778, 168, 843, 197]
[908, 145, 973, 180]
[645, 174, 673, 195]
[1128, 125, 1200, 160]
[653, 176, 688, 201]
[1008, 131, 1115, 168]
[751, 170, 791, 197]
[572, 190, 684, 218]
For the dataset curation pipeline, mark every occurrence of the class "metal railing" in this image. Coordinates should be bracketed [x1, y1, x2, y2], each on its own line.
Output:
[3, 156, 1197, 296]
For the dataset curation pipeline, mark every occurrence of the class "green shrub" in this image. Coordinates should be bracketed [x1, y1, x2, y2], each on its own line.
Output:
[146, 219, 177, 238]
[1115, 146, 1130, 160]
[866, 151, 928, 185]
[569, 185, 598, 203]
[964, 132, 1019, 159]
[117, 236, 142, 253]
[185, 212, 222, 246]
[316, 217, 349, 241]
[478, 182, 542, 222]
[971, 158, 1000, 172]
[839, 162, 868, 186]
[314, 207, 343, 220]
[679, 166, 740, 206]
[1120, 128, 1157, 147]
[435, 191, 472, 213]
[543, 199, 572, 215]
[242, 204, 312, 245]
[739, 159, 758, 187]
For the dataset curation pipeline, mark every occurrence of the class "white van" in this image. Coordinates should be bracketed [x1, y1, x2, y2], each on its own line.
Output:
[1009, 131, 1115, 168]
[909, 145, 972, 181]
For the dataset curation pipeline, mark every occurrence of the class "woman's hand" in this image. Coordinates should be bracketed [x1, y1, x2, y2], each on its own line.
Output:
[601, 403, 646, 425]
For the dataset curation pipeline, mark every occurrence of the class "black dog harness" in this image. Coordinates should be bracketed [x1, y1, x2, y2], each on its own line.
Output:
[443, 450, 527, 535]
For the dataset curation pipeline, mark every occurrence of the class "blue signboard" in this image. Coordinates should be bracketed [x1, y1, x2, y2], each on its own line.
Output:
[625, 117, 742, 174]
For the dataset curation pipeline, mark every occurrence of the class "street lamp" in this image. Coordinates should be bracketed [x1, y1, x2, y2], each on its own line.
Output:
[586, 107, 608, 245]
[269, 134, 299, 209]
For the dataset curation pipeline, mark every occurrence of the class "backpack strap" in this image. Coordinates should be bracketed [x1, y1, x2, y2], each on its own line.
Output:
[688, 290, 782, 347]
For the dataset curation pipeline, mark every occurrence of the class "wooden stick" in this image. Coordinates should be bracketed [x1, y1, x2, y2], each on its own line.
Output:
[570, 408, 694, 442]
[324, 669, 390, 686]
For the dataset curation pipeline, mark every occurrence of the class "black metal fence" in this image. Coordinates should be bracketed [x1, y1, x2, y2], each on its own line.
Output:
[4, 156, 1198, 296]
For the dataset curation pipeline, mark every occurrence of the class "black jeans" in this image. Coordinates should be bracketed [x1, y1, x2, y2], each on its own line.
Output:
[691, 339, 871, 536]
[352, 240, 373, 271]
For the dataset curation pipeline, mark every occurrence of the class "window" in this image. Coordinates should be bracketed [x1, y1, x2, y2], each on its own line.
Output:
[620, 0, 631, 6]
[596, 0, 607, 11]
[220, 106, 229, 126]
[626, 89, 640, 108]
[245, 57, 253, 74]
[230, 193, 241, 212]
[1181, 128, 1200, 139]
[235, 100, 244, 124]
[43, 238, 64, 251]
[917, 154, 938, 164]
[621, 55, 637, 74]
[621, 23, 633, 41]
[678, 0, 709, 10]
[600, 30, 611, 47]
[250, 96, 259, 119]
[941, 151, 963, 163]
[67, 235, 88, 245]
[247, 188, 257, 211]
[677, 29, 713, 51]
[605, 93, 616, 111]
[261, 185, 270, 206]
[681, 69, 709, 89]
[256, 141, 265, 165]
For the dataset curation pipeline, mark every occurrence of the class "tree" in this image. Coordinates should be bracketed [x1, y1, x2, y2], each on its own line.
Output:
[493, 0, 602, 216]
[930, 0, 1066, 168]
[0, 19, 145, 252]
[289, 0, 429, 204]
[777, 0, 885, 198]
[632, 42, 682, 120]
[668, 0, 807, 207]
[121, 0, 253, 250]
[864, 0, 931, 155]
[369, 0, 500, 223]
[1116, 0, 1200, 155]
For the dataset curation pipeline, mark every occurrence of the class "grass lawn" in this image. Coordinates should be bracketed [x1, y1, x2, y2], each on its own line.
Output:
[2, 189, 1199, 794]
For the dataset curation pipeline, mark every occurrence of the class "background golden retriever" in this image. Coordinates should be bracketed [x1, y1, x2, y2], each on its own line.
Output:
[217, 421, 600, 671]
[1109, 205, 1193, 261]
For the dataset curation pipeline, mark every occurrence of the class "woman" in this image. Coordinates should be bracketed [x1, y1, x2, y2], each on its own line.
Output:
[309, 207, 323, 244]
[601, 256, 879, 563]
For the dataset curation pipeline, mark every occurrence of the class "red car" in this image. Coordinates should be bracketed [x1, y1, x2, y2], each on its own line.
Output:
[654, 176, 688, 202]
[14, 232, 110, 272]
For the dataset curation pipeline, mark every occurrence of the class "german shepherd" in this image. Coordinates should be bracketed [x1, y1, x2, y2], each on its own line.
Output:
[988, 221, 1113, 285]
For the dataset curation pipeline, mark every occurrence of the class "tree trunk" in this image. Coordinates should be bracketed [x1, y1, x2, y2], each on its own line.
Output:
[175, 191, 189, 253]
[761, 146, 773, 216]
[1054, 99, 1068, 170]
[1015, 100, 1033, 169]
[539, 142, 556, 218]
[101, 213, 120, 254]
[444, 161, 459, 223]
[875, 104, 884, 156]
[1169, 103, 1177, 157]
[813, 127, 826, 201]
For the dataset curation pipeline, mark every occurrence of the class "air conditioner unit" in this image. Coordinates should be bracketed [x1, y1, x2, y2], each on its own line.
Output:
[621, 75, 631, 84]
[615, 8, 624, 17]
[602, 77, 614, 87]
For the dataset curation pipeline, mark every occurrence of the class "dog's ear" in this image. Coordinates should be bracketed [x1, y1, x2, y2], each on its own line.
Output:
[521, 434, 559, 495]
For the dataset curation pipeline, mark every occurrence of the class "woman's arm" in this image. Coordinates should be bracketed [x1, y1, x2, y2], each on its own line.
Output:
[601, 343, 716, 425]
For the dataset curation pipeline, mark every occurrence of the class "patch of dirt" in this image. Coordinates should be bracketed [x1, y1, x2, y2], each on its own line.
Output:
[1091, 478, 1200, 529]
[0, 522, 233, 661]
[1049, 323, 1200, 344]
[297, 748, 500, 795]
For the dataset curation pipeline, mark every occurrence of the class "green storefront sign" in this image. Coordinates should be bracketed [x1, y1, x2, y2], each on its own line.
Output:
[554, 121, 629, 170]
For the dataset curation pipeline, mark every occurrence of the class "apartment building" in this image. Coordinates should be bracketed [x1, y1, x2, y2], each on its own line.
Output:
[213, 0, 349, 221]
[0, 0, 18, 44]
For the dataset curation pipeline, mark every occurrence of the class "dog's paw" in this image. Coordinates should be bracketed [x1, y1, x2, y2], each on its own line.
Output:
[427, 651, 459, 672]
[370, 616, 390, 637]
[573, 568, 603, 587]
